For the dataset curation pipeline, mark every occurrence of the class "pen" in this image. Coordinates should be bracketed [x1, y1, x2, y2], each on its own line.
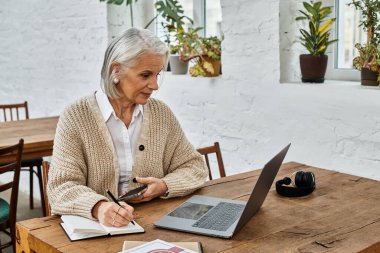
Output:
[106, 190, 135, 225]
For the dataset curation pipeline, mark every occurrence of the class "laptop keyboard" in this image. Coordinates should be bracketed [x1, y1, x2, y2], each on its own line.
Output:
[192, 202, 245, 231]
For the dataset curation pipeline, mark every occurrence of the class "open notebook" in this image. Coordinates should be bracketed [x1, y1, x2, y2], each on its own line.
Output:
[61, 215, 144, 241]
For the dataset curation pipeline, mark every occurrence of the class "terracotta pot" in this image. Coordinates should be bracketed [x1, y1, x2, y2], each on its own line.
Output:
[200, 56, 221, 77]
[361, 68, 379, 86]
[299, 54, 328, 83]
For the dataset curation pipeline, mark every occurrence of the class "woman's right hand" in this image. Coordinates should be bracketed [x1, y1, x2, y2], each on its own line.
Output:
[92, 201, 134, 227]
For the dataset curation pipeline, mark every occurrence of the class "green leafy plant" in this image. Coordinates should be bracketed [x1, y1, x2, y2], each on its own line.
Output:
[200, 36, 221, 61]
[348, 0, 380, 82]
[153, 0, 194, 51]
[169, 28, 222, 76]
[153, 1, 194, 49]
[348, 0, 380, 47]
[101, 0, 193, 49]
[296, 1, 338, 55]
[170, 27, 202, 59]
[352, 43, 379, 72]
[189, 36, 222, 77]
[145, 0, 192, 32]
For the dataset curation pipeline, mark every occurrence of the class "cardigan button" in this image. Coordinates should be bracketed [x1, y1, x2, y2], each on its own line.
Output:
[139, 145, 145, 151]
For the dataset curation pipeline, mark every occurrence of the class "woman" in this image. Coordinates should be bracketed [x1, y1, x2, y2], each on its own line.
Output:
[47, 28, 208, 227]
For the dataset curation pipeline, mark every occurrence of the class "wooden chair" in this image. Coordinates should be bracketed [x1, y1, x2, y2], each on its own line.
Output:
[0, 139, 23, 253]
[0, 102, 45, 215]
[42, 161, 51, 216]
[197, 142, 226, 180]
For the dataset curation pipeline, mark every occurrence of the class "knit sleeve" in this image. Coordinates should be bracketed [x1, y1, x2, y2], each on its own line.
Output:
[160, 105, 208, 198]
[47, 105, 108, 220]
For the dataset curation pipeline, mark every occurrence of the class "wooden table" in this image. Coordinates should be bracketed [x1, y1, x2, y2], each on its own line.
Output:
[0, 116, 58, 163]
[15, 162, 380, 253]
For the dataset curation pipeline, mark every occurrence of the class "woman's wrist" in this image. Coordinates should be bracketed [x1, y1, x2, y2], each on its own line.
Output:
[161, 179, 169, 197]
[91, 200, 107, 219]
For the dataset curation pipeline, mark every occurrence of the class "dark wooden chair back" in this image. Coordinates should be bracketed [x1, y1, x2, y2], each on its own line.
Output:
[0, 139, 23, 252]
[0, 102, 29, 122]
[197, 142, 226, 180]
[0, 102, 45, 215]
[42, 161, 51, 217]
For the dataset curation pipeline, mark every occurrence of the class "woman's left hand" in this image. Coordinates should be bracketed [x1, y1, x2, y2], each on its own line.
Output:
[128, 177, 168, 203]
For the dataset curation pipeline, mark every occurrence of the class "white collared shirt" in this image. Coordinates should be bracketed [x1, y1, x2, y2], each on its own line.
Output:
[95, 90, 144, 195]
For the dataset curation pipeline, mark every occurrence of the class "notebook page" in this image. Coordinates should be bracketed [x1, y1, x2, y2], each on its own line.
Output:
[61, 215, 105, 234]
[61, 223, 106, 241]
[101, 221, 144, 235]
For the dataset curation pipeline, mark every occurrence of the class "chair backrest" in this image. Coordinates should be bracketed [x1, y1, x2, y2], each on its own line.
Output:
[0, 139, 23, 250]
[0, 102, 29, 122]
[42, 161, 51, 216]
[196, 142, 226, 180]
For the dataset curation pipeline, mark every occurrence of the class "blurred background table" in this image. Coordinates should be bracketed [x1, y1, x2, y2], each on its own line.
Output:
[0, 116, 58, 163]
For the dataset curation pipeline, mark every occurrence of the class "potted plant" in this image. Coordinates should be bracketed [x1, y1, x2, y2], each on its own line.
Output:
[172, 31, 222, 77]
[100, 0, 193, 74]
[148, 0, 193, 73]
[348, 0, 380, 86]
[188, 36, 222, 77]
[169, 43, 189, 74]
[100, 0, 193, 73]
[296, 1, 338, 83]
[170, 27, 203, 75]
[352, 44, 380, 86]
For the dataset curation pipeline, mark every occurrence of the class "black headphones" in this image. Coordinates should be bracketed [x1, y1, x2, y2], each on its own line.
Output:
[276, 171, 316, 197]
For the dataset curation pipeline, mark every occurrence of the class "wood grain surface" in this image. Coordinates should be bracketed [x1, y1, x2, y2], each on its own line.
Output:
[0, 116, 58, 163]
[15, 162, 380, 253]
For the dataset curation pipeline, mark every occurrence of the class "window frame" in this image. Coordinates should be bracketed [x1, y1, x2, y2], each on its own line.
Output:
[325, 0, 360, 81]
[193, 0, 206, 36]
[153, 0, 211, 38]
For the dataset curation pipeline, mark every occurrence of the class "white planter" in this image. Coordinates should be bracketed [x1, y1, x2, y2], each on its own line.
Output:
[169, 55, 188, 75]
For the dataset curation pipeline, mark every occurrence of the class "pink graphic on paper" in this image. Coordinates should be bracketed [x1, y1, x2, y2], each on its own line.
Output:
[148, 246, 184, 253]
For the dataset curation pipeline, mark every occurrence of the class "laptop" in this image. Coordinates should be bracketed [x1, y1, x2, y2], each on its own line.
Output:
[154, 144, 291, 238]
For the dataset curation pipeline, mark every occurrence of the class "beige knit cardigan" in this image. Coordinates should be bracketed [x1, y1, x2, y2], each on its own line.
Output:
[47, 93, 208, 219]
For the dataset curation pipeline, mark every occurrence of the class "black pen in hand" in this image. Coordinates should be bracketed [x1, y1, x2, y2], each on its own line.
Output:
[106, 190, 135, 225]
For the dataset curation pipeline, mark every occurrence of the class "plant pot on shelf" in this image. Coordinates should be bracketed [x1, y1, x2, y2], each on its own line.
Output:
[169, 55, 188, 75]
[199, 56, 221, 77]
[361, 68, 378, 86]
[299, 54, 328, 83]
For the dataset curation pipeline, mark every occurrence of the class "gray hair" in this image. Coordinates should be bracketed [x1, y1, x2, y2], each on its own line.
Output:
[100, 28, 168, 99]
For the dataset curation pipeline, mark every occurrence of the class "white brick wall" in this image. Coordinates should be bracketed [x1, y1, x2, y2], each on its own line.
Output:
[155, 76, 380, 180]
[0, 0, 379, 203]
[154, 0, 380, 180]
[0, 0, 108, 198]
[0, 0, 108, 117]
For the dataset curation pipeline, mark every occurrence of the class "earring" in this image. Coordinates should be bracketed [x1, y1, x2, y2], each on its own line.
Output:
[113, 77, 119, 84]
